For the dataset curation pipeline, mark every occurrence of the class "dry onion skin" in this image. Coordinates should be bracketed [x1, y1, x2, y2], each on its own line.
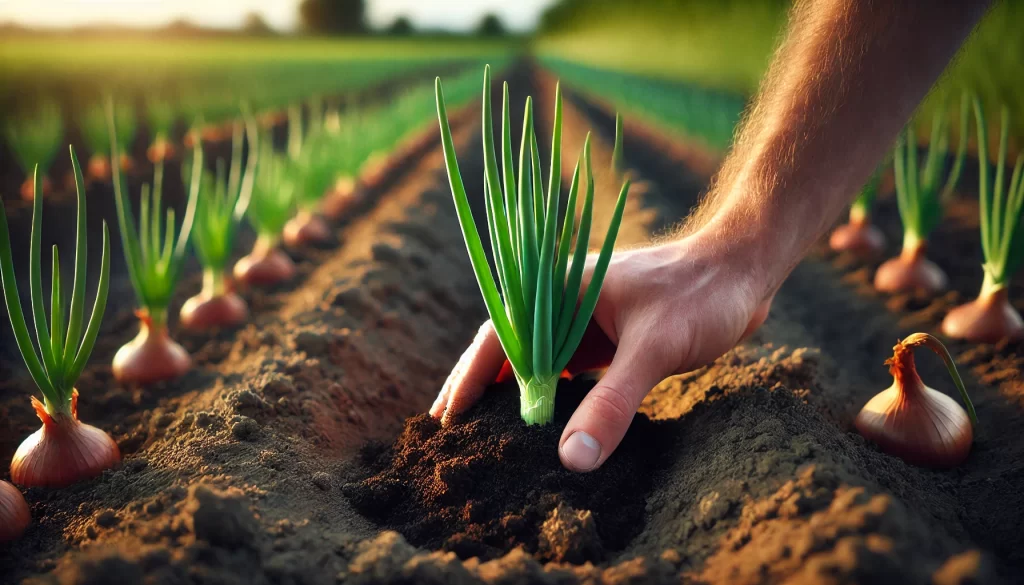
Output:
[0, 149, 121, 488]
[109, 106, 200, 384]
[855, 333, 977, 468]
[0, 480, 30, 542]
[941, 102, 1024, 343]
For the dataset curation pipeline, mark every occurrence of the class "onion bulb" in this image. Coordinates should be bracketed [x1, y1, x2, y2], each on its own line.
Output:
[11, 391, 121, 488]
[855, 333, 977, 468]
[874, 239, 947, 294]
[20, 176, 52, 202]
[233, 238, 296, 287]
[942, 284, 1024, 344]
[283, 211, 331, 247]
[113, 309, 192, 385]
[0, 480, 30, 542]
[146, 139, 176, 163]
[829, 208, 885, 258]
[321, 177, 362, 220]
[180, 271, 248, 331]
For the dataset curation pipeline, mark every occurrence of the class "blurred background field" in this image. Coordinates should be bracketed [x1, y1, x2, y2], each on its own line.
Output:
[0, 0, 1022, 199]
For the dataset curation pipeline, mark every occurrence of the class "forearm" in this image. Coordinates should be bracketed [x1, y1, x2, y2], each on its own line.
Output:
[691, 0, 989, 299]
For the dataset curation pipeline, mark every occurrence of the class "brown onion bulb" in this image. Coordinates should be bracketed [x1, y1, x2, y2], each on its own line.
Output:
[942, 285, 1024, 344]
[180, 291, 248, 331]
[11, 392, 121, 488]
[0, 480, 30, 542]
[86, 155, 112, 183]
[233, 242, 296, 287]
[855, 333, 977, 468]
[829, 209, 885, 258]
[147, 139, 176, 163]
[321, 177, 363, 220]
[113, 311, 192, 385]
[874, 240, 947, 294]
[20, 176, 53, 202]
[283, 211, 332, 247]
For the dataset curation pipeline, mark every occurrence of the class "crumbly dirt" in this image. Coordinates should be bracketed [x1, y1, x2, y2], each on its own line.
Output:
[1, 61, 1022, 585]
[342, 378, 670, 563]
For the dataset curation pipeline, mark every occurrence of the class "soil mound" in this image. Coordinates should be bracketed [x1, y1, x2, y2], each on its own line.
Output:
[343, 378, 672, 563]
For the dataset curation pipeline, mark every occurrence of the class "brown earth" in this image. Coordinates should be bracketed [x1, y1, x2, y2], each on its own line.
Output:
[0, 60, 1022, 585]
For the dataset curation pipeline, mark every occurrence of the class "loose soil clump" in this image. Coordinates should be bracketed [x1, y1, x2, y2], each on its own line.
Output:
[343, 378, 671, 564]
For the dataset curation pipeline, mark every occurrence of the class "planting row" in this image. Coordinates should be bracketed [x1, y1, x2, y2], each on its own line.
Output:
[0, 65, 489, 543]
[2, 57, 494, 203]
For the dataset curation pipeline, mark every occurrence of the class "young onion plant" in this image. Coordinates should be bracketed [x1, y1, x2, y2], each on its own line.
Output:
[436, 66, 630, 425]
[180, 121, 258, 330]
[5, 100, 62, 201]
[234, 139, 298, 286]
[284, 104, 334, 247]
[942, 102, 1024, 343]
[875, 97, 968, 294]
[82, 99, 136, 182]
[110, 108, 201, 385]
[146, 95, 177, 163]
[829, 161, 887, 257]
[0, 149, 120, 488]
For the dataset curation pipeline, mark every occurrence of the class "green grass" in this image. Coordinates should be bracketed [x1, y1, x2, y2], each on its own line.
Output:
[537, 0, 1024, 141]
[0, 36, 518, 144]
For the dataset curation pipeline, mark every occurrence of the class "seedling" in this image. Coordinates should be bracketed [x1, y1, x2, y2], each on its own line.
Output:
[110, 106, 201, 384]
[234, 140, 298, 286]
[942, 102, 1024, 342]
[284, 104, 333, 247]
[0, 149, 120, 488]
[82, 99, 136, 181]
[5, 100, 62, 201]
[181, 120, 258, 330]
[830, 162, 887, 257]
[875, 97, 968, 293]
[146, 95, 177, 163]
[436, 65, 629, 425]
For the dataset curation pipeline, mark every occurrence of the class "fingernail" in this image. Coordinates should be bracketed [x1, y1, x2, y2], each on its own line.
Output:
[560, 431, 601, 472]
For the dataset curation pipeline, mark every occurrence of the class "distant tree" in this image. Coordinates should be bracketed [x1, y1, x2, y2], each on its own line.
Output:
[386, 16, 414, 36]
[476, 13, 506, 37]
[298, 0, 366, 35]
[243, 12, 275, 35]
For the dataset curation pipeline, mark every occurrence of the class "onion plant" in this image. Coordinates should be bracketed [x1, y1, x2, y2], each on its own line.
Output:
[180, 121, 258, 330]
[284, 103, 334, 247]
[146, 95, 176, 163]
[5, 100, 63, 201]
[875, 96, 968, 294]
[109, 106, 201, 385]
[830, 160, 887, 257]
[233, 138, 298, 287]
[82, 100, 136, 181]
[942, 102, 1024, 343]
[0, 148, 120, 488]
[436, 65, 630, 425]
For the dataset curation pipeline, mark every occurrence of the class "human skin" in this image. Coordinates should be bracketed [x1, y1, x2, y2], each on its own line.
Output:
[431, 0, 991, 471]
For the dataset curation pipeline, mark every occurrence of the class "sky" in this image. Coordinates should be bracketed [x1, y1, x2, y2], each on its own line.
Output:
[0, 0, 554, 32]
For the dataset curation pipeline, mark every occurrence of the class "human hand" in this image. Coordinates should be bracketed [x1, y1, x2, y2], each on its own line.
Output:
[430, 230, 773, 472]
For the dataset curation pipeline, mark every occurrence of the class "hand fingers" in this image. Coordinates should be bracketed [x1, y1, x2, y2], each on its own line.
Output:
[431, 321, 505, 423]
[559, 333, 673, 472]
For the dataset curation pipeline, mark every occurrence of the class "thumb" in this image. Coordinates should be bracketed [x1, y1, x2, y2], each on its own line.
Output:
[558, 334, 674, 472]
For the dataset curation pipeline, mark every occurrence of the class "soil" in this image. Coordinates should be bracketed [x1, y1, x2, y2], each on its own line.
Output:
[343, 378, 670, 564]
[1, 60, 1023, 585]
